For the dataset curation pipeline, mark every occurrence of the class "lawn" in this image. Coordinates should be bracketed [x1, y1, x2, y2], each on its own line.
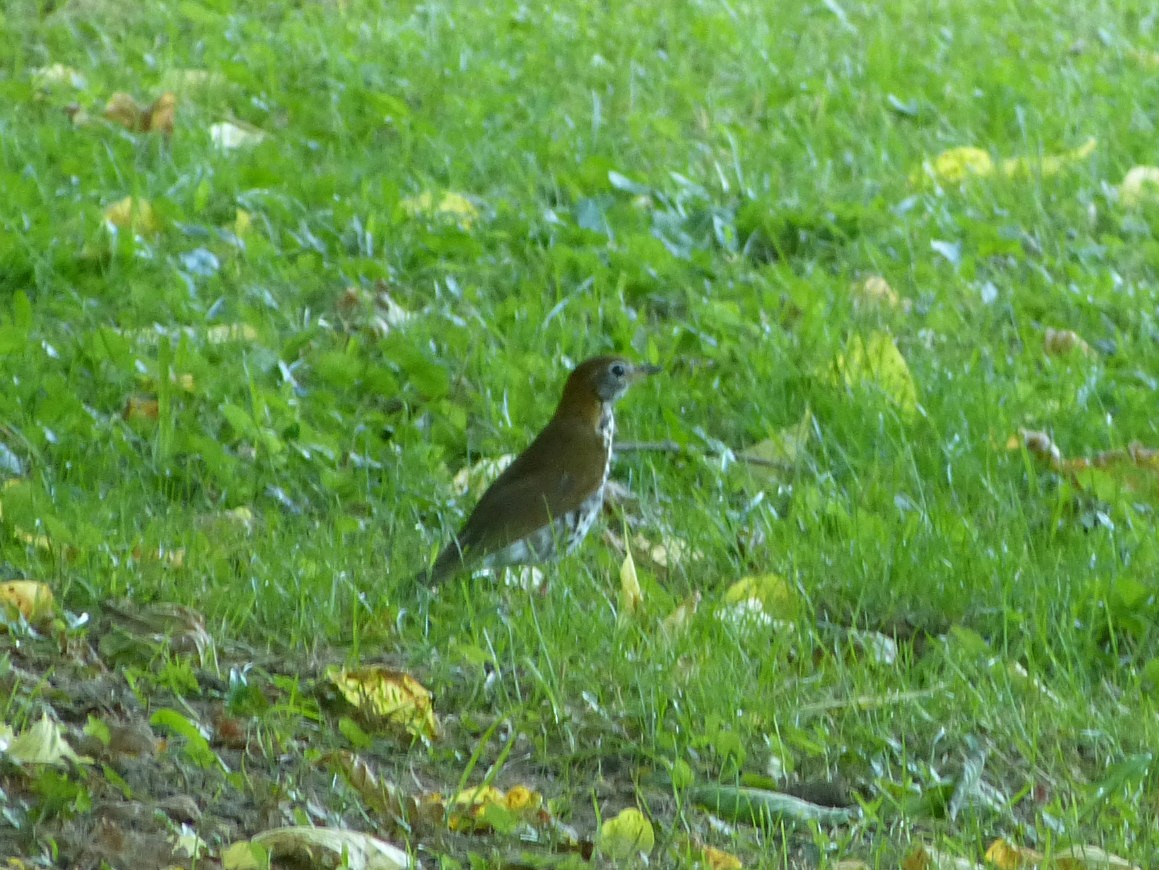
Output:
[1, 0, 1157, 866]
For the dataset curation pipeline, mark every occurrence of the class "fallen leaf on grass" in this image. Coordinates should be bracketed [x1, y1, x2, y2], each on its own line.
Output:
[416, 783, 560, 839]
[400, 191, 479, 228]
[603, 527, 704, 572]
[631, 532, 703, 570]
[123, 396, 160, 422]
[852, 276, 910, 312]
[675, 836, 743, 869]
[232, 208, 253, 235]
[129, 545, 185, 568]
[913, 139, 1095, 187]
[451, 455, 515, 497]
[832, 331, 918, 418]
[209, 120, 267, 150]
[1001, 138, 1096, 179]
[985, 838, 1043, 869]
[597, 808, 654, 861]
[618, 541, 642, 624]
[1, 713, 91, 767]
[661, 591, 700, 640]
[104, 92, 176, 135]
[0, 580, 55, 623]
[902, 844, 982, 869]
[326, 666, 438, 740]
[740, 409, 814, 473]
[1043, 328, 1092, 357]
[1010, 428, 1062, 467]
[912, 146, 993, 185]
[1013, 431, 1159, 503]
[103, 197, 160, 235]
[1052, 845, 1140, 870]
[223, 826, 413, 870]
[722, 574, 800, 622]
[1119, 166, 1159, 208]
[205, 323, 258, 344]
[32, 63, 87, 90]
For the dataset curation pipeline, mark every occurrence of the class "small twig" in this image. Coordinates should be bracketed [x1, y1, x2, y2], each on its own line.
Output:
[615, 440, 795, 470]
[614, 440, 685, 454]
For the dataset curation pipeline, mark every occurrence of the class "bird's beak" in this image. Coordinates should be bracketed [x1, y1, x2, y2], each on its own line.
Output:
[630, 363, 662, 382]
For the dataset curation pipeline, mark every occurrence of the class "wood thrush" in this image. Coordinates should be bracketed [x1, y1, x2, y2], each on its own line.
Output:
[416, 355, 660, 586]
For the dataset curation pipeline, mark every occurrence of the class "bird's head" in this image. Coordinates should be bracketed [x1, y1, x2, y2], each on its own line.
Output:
[555, 355, 661, 421]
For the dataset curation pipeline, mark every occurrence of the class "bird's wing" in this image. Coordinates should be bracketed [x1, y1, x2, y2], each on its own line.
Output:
[459, 419, 606, 550]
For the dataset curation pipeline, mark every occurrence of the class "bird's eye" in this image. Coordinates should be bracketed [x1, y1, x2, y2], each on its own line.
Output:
[611, 363, 626, 378]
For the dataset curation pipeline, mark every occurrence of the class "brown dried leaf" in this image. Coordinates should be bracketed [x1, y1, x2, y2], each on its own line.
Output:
[104, 92, 176, 135]
[1016, 429, 1063, 468]
[1043, 328, 1091, 357]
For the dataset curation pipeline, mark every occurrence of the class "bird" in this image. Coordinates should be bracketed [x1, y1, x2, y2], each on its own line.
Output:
[415, 355, 660, 587]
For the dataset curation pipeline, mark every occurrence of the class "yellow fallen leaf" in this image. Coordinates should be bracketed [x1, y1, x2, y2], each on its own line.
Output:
[676, 836, 744, 869]
[233, 209, 253, 235]
[326, 666, 438, 740]
[833, 331, 918, 417]
[205, 323, 258, 344]
[103, 196, 160, 234]
[914, 146, 994, 185]
[123, 396, 160, 422]
[1000, 137, 1096, 178]
[913, 139, 1095, 187]
[618, 542, 642, 624]
[400, 191, 479, 228]
[11, 530, 52, 552]
[1119, 166, 1159, 208]
[598, 808, 655, 861]
[504, 785, 541, 812]
[852, 275, 907, 311]
[416, 783, 547, 833]
[4, 713, 90, 767]
[985, 837, 1043, 869]
[902, 843, 982, 870]
[723, 574, 799, 619]
[0, 581, 54, 622]
[740, 408, 814, 471]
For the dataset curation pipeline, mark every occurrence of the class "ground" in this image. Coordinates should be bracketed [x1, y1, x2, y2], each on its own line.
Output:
[0, 0, 1158, 867]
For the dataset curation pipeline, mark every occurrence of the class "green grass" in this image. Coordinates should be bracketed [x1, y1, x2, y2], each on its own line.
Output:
[2, 0, 1159, 865]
